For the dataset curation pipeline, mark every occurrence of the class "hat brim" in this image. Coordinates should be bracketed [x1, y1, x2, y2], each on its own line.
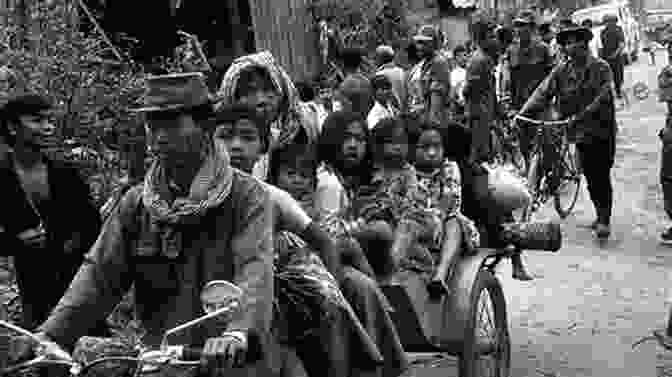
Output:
[556, 28, 593, 45]
[130, 96, 220, 113]
[513, 18, 535, 26]
[412, 35, 434, 42]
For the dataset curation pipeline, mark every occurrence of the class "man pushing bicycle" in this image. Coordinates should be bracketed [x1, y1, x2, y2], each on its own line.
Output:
[516, 25, 617, 239]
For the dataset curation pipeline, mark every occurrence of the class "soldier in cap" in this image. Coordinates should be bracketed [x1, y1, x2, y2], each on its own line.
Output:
[463, 18, 501, 163]
[502, 10, 555, 160]
[518, 27, 617, 239]
[406, 24, 453, 125]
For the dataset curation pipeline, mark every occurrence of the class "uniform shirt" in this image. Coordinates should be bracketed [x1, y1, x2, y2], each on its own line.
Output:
[520, 55, 617, 143]
[503, 40, 555, 109]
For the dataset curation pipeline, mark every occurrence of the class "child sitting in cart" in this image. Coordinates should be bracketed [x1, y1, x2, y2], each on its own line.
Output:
[391, 117, 480, 298]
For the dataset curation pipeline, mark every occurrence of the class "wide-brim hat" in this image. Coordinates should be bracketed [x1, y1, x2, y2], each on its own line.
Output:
[132, 72, 215, 113]
[513, 10, 537, 26]
[556, 26, 593, 45]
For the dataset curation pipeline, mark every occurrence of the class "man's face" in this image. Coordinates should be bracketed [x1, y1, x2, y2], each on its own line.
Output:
[236, 70, 282, 124]
[515, 24, 533, 43]
[456, 52, 468, 67]
[341, 121, 367, 169]
[481, 29, 502, 58]
[565, 38, 589, 60]
[11, 110, 58, 149]
[374, 83, 393, 105]
[275, 161, 314, 199]
[415, 39, 435, 59]
[213, 118, 263, 173]
[146, 112, 206, 167]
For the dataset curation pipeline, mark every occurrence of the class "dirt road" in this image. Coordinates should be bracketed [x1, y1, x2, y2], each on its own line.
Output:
[412, 52, 672, 377]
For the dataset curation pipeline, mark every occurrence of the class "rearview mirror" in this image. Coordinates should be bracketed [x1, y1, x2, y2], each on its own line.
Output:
[200, 280, 244, 314]
[160, 281, 244, 349]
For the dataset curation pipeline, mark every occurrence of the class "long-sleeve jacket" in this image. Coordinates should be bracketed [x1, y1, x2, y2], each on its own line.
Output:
[0, 158, 101, 330]
[519, 55, 617, 143]
[38, 169, 274, 350]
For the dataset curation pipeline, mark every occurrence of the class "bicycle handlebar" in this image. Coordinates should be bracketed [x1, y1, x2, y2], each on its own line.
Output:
[513, 114, 571, 127]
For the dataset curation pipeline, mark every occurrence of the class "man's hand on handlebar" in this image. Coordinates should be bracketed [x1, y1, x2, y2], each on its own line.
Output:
[201, 330, 248, 372]
[9, 332, 72, 364]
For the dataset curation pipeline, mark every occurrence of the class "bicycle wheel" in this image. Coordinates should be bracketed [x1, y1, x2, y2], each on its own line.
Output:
[554, 142, 581, 219]
[517, 151, 543, 222]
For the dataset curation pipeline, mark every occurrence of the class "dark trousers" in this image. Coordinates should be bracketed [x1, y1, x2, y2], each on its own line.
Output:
[606, 56, 624, 96]
[577, 137, 616, 225]
[661, 114, 672, 220]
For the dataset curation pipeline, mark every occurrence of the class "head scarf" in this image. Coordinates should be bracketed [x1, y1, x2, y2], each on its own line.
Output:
[217, 51, 320, 150]
[141, 138, 233, 257]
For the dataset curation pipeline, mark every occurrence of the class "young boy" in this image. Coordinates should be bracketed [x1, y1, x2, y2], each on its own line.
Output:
[659, 41, 672, 244]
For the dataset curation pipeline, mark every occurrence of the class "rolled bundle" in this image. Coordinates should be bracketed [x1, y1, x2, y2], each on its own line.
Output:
[500, 221, 562, 252]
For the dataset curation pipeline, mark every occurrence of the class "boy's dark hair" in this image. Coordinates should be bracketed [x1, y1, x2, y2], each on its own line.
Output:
[371, 116, 409, 159]
[234, 66, 276, 100]
[295, 81, 317, 102]
[0, 93, 53, 144]
[416, 119, 472, 162]
[453, 44, 467, 56]
[496, 26, 515, 47]
[267, 141, 318, 186]
[214, 103, 270, 153]
[317, 110, 372, 179]
[340, 47, 366, 71]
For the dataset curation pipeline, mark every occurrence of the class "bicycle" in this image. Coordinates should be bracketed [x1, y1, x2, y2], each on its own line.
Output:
[491, 112, 526, 174]
[514, 115, 582, 222]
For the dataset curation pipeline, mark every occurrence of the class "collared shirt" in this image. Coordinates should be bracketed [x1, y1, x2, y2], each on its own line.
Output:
[504, 39, 554, 109]
[405, 54, 451, 117]
[520, 55, 616, 142]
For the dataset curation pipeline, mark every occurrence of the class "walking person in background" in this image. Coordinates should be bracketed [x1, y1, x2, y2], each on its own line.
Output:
[367, 74, 399, 129]
[463, 18, 501, 163]
[449, 44, 468, 120]
[405, 24, 452, 125]
[502, 10, 554, 160]
[600, 14, 626, 99]
[657, 42, 672, 244]
[375, 45, 407, 113]
[518, 26, 617, 239]
[0, 93, 104, 331]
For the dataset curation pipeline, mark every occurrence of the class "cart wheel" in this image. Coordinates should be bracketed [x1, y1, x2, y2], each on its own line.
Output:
[459, 269, 510, 377]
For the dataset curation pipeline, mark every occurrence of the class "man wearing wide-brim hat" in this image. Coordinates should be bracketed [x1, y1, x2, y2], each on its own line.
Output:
[19, 72, 275, 376]
[517, 26, 617, 239]
[406, 24, 452, 124]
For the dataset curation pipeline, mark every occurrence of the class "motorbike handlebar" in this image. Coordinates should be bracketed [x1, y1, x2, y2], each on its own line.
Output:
[2, 345, 205, 376]
[513, 114, 571, 127]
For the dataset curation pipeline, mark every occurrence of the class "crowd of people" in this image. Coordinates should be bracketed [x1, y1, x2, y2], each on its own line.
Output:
[0, 9, 625, 377]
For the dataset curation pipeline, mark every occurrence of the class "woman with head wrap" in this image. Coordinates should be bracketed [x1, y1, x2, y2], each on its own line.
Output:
[217, 51, 321, 179]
